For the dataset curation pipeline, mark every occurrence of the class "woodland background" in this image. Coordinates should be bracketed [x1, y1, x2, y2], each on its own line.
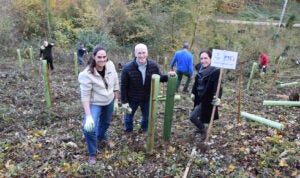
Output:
[0, 0, 299, 177]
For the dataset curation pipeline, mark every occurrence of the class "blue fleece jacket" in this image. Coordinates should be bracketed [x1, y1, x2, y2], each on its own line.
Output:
[170, 49, 193, 76]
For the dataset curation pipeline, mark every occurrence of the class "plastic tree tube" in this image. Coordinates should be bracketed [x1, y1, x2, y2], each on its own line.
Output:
[163, 75, 177, 141]
[157, 94, 181, 101]
[279, 82, 299, 87]
[241, 111, 284, 130]
[17, 49, 23, 69]
[246, 62, 257, 90]
[74, 52, 78, 76]
[263, 100, 300, 106]
[29, 47, 34, 65]
[42, 60, 52, 108]
[146, 74, 160, 154]
[164, 57, 168, 73]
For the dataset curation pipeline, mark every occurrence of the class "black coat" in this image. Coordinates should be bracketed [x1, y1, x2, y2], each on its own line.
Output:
[121, 58, 168, 103]
[40, 43, 54, 60]
[191, 64, 222, 123]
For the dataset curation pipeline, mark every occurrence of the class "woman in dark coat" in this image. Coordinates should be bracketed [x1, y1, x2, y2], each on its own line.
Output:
[189, 50, 222, 134]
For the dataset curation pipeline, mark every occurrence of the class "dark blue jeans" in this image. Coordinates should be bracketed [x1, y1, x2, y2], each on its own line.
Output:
[83, 100, 114, 156]
[189, 103, 205, 131]
[124, 101, 150, 133]
[78, 56, 85, 65]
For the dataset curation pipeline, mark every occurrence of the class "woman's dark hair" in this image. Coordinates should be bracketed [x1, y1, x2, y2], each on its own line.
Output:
[199, 49, 212, 59]
[87, 45, 107, 74]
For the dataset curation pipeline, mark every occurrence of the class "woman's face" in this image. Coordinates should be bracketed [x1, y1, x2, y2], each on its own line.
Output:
[200, 52, 211, 68]
[94, 50, 107, 69]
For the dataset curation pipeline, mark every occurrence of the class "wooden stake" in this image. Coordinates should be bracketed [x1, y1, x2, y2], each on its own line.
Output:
[182, 147, 197, 178]
[205, 68, 223, 143]
[237, 62, 243, 123]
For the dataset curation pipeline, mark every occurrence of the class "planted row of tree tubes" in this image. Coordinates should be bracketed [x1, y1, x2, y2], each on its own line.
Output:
[16, 48, 299, 177]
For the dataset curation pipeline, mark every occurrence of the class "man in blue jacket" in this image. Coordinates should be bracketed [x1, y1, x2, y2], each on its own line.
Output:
[170, 42, 194, 92]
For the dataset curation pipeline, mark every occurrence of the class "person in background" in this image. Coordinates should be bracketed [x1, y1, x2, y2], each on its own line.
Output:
[77, 43, 87, 66]
[170, 42, 194, 92]
[40, 40, 55, 70]
[120, 43, 176, 137]
[78, 45, 119, 164]
[190, 50, 222, 140]
[258, 51, 268, 74]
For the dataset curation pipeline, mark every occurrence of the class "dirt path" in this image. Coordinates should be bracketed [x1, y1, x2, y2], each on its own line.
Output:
[206, 18, 300, 28]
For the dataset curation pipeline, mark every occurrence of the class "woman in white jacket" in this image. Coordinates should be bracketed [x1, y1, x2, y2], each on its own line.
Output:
[78, 45, 119, 164]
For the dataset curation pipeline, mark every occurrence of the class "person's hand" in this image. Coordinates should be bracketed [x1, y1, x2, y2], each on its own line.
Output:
[190, 94, 195, 101]
[211, 96, 221, 106]
[84, 115, 94, 132]
[122, 103, 132, 114]
[168, 71, 176, 77]
[113, 99, 119, 113]
[39, 57, 42, 61]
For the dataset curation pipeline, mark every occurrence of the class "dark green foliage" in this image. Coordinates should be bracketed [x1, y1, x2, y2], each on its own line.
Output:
[77, 29, 120, 52]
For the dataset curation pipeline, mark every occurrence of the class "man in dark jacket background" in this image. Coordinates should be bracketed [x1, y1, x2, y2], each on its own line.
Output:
[40, 40, 55, 70]
[120, 43, 175, 136]
[77, 43, 87, 66]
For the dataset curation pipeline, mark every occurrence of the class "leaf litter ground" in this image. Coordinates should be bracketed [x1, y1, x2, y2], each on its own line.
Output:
[0, 58, 299, 177]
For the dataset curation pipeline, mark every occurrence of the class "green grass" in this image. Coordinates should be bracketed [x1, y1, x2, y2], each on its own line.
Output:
[216, 1, 300, 23]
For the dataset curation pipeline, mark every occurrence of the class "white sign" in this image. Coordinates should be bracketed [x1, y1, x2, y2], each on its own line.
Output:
[211, 49, 238, 69]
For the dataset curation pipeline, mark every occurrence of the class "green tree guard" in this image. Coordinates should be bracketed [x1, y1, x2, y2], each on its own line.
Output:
[241, 111, 284, 130]
[164, 57, 168, 73]
[146, 74, 160, 154]
[263, 100, 300, 107]
[128, 52, 132, 61]
[17, 49, 23, 69]
[29, 47, 34, 65]
[163, 75, 177, 141]
[246, 62, 258, 90]
[157, 94, 181, 101]
[279, 82, 299, 87]
[74, 52, 78, 76]
[42, 60, 52, 108]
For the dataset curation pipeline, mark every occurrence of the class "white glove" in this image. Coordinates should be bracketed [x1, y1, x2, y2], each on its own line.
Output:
[122, 103, 132, 114]
[114, 99, 119, 113]
[211, 96, 221, 106]
[84, 115, 94, 132]
[40, 57, 42, 60]
[190, 94, 195, 101]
